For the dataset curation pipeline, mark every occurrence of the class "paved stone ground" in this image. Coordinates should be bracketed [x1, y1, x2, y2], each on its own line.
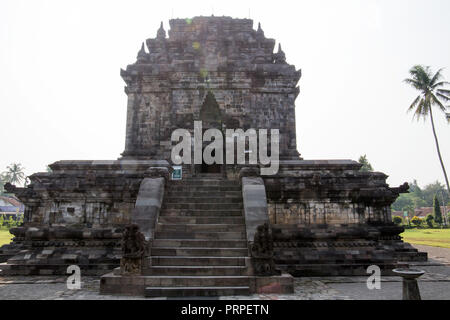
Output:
[0, 244, 448, 300]
[413, 244, 450, 265]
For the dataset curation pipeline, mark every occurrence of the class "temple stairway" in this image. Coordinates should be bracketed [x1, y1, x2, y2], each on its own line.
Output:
[143, 174, 251, 297]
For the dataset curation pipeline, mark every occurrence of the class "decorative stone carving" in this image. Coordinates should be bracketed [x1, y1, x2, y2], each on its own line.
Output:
[238, 167, 260, 180]
[120, 224, 148, 275]
[273, 44, 286, 64]
[136, 43, 149, 64]
[156, 21, 166, 39]
[144, 166, 171, 181]
[250, 222, 280, 276]
[391, 182, 410, 194]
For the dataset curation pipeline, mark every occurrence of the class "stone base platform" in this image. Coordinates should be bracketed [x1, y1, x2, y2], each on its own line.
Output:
[278, 263, 400, 277]
[250, 273, 294, 294]
[99, 269, 294, 297]
[0, 226, 122, 276]
[271, 224, 427, 276]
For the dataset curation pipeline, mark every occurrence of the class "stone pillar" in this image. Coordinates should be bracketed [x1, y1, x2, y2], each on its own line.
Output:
[402, 278, 422, 300]
[393, 268, 425, 300]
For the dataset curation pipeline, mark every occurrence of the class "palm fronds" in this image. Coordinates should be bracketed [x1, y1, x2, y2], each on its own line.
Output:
[405, 65, 449, 121]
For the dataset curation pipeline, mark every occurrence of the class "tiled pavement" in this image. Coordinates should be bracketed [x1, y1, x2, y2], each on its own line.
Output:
[0, 265, 448, 300]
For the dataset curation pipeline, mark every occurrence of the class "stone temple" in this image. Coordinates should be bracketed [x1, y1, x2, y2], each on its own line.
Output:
[0, 16, 425, 297]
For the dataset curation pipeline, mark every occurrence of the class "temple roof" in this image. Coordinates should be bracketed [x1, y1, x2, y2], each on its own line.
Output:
[122, 16, 300, 79]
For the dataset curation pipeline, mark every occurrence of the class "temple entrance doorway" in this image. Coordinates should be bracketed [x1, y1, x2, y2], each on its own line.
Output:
[196, 90, 224, 175]
[200, 148, 222, 174]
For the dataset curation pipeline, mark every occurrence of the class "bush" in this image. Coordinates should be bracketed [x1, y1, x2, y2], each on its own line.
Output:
[411, 216, 422, 227]
[425, 214, 434, 228]
[0, 214, 23, 229]
[6, 216, 14, 228]
[393, 216, 403, 225]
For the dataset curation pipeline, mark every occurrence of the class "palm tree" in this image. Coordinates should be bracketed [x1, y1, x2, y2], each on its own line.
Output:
[3, 163, 26, 186]
[404, 65, 450, 194]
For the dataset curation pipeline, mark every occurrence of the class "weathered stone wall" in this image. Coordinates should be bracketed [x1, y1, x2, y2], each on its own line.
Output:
[252, 160, 425, 275]
[8, 160, 170, 227]
[0, 160, 171, 275]
[268, 201, 393, 225]
[263, 160, 399, 226]
[120, 16, 301, 160]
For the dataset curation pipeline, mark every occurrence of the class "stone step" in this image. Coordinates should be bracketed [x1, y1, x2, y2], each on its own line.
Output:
[151, 256, 246, 266]
[156, 223, 245, 233]
[164, 197, 242, 204]
[145, 286, 250, 297]
[163, 203, 243, 210]
[170, 180, 238, 186]
[168, 186, 241, 192]
[151, 247, 248, 257]
[396, 251, 428, 261]
[154, 231, 246, 240]
[137, 275, 249, 287]
[166, 191, 242, 198]
[158, 216, 244, 224]
[161, 209, 243, 217]
[184, 174, 223, 178]
[152, 239, 247, 248]
[146, 266, 248, 276]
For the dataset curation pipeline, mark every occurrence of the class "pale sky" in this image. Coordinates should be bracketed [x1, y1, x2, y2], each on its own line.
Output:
[0, 0, 449, 188]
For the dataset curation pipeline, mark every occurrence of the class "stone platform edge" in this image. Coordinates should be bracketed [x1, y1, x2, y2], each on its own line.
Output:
[99, 271, 294, 297]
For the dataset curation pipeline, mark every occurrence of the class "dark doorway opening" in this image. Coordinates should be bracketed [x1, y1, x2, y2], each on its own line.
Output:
[200, 149, 222, 173]
[201, 162, 221, 173]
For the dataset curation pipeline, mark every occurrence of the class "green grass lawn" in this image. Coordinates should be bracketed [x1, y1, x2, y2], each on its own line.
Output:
[0, 229, 13, 247]
[401, 228, 450, 249]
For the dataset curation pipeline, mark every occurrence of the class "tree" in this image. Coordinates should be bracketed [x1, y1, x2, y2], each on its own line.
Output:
[391, 186, 426, 211]
[393, 216, 403, 225]
[433, 194, 443, 225]
[6, 216, 14, 228]
[16, 214, 23, 227]
[358, 154, 373, 172]
[404, 65, 450, 194]
[409, 180, 424, 199]
[2, 163, 26, 186]
[422, 181, 449, 207]
[0, 174, 5, 195]
[425, 214, 434, 228]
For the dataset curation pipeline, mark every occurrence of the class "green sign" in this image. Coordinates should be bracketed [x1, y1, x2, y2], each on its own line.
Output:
[172, 166, 182, 180]
[403, 211, 408, 217]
